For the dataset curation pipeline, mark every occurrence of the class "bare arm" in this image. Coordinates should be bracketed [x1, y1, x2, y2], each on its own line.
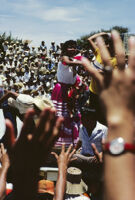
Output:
[88, 32, 108, 53]
[55, 162, 67, 200]
[96, 31, 135, 200]
[0, 91, 18, 105]
[0, 143, 10, 200]
[62, 56, 82, 67]
[78, 30, 135, 200]
[52, 144, 76, 200]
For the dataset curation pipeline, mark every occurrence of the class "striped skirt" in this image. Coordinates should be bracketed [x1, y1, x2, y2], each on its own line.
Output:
[51, 83, 80, 147]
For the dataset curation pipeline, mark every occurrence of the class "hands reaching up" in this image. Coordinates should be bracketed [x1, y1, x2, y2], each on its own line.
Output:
[4, 107, 63, 200]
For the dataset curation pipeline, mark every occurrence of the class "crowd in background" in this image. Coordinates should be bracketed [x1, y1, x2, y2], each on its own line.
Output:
[0, 30, 135, 200]
[0, 40, 91, 98]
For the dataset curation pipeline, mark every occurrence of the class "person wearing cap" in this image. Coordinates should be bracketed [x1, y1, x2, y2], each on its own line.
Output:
[73, 104, 107, 156]
[65, 167, 90, 200]
[71, 105, 107, 198]
[52, 144, 90, 200]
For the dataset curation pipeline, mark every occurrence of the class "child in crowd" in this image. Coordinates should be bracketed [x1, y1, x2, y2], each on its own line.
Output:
[51, 40, 82, 148]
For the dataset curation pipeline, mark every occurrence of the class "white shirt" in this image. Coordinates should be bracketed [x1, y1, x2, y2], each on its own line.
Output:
[57, 62, 76, 85]
[79, 122, 108, 156]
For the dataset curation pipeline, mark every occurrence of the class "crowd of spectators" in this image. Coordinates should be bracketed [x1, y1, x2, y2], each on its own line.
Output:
[0, 30, 135, 200]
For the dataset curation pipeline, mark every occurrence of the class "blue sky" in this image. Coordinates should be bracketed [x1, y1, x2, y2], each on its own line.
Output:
[0, 0, 135, 48]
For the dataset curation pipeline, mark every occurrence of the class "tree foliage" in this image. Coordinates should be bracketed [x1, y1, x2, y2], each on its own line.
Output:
[77, 26, 129, 50]
[0, 32, 22, 51]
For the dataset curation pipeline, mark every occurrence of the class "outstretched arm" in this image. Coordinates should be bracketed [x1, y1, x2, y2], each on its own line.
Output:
[62, 55, 83, 67]
[88, 32, 108, 53]
[0, 91, 18, 105]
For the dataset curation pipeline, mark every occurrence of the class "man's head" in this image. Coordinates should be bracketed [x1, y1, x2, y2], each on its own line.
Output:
[81, 107, 97, 130]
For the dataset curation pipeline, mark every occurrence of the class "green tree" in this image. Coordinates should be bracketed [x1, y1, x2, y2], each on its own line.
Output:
[0, 32, 22, 51]
[77, 26, 129, 50]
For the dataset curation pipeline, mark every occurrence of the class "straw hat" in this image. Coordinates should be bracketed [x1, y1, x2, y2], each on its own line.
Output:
[23, 39, 32, 44]
[14, 82, 24, 89]
[8, 94, 34, 114]
[66, 167, 87, 195]
[33, 96, 54, 111]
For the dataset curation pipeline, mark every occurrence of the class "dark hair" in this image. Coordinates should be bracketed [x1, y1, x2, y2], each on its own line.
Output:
[81, 107, 97, 120]
[61, 40, 77, 55]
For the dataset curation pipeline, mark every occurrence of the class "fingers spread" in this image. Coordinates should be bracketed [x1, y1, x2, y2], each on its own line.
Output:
[69, 148, 76, 160]
[112, 30, 125, 70]
[66, 144, 73, 154]
[51, 152, 58, 160]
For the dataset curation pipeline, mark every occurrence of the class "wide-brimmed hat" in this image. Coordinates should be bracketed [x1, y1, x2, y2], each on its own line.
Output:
[66, 167, 88, 195]
[23, 39, 32, 44]
[8, 94, 34, 114]
[33, 96, 54, 111]
[14, 82, 24, 89]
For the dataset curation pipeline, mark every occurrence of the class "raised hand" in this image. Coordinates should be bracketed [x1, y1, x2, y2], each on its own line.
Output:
[52, 144, 76, 200]
[51, 143, 76, 169]
[4, 108, 63, 200]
